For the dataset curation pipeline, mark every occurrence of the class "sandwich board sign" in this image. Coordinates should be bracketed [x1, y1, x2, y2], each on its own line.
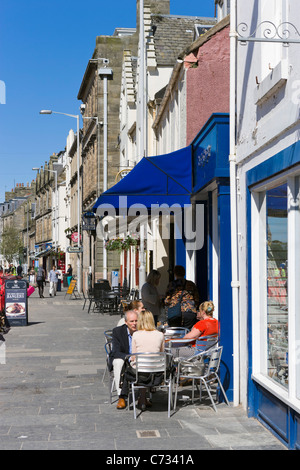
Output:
[5, 279, 28, 326]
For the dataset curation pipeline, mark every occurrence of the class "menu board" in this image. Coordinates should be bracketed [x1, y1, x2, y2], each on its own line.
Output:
[5, 279, 28, 326]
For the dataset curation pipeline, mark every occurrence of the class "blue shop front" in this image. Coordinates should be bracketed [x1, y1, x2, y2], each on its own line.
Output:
[188, 113, 233, 401]
[246, 139, 300, 449]
[93, 112, 233, 402]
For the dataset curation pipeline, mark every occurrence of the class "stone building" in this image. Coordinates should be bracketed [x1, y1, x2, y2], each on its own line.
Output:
[77, 14, 139, 289]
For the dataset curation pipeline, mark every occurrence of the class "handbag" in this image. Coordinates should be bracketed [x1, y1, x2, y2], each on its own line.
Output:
[166, 290, 185, 321]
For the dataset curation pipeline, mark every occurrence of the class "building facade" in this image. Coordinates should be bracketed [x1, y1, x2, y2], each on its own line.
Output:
[233, 0, 300, 449]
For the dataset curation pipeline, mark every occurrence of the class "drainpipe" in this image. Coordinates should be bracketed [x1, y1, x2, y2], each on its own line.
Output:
[98, 65, 113, 280]
[229, 0, 240, 407]
[138, 0, 146, 291]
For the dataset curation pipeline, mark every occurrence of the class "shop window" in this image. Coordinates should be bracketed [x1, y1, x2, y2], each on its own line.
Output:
[266, 183, 288, 388]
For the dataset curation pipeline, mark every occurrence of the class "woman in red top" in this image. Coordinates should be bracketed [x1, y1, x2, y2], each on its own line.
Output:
[183, 301, 218, 340]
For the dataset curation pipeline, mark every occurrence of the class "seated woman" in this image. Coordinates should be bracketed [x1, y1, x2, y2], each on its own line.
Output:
[183, 301, 218, 342]
[117, 300, 145, 326]
[120, 309, 165, 410]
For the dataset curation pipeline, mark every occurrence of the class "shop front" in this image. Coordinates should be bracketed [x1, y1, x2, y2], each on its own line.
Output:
[190, 113, 233, 401]
[246, 140, 300, 449]
[93, 146, 193, 294]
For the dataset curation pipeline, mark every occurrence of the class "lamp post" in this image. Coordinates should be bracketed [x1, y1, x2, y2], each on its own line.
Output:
[39, 110, 82, 293]
[32, 167, 58, 252]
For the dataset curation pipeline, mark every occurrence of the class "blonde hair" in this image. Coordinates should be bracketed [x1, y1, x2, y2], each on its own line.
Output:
[146, 269, 161, 286]
[199, 301, 214, 316]
[137, 309, 156, 331]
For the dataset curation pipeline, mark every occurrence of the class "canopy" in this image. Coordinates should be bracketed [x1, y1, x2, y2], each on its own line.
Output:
[93, 146, 192, 212]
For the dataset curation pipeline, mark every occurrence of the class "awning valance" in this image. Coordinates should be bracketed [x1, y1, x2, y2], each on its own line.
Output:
[93, 146, 192, 212]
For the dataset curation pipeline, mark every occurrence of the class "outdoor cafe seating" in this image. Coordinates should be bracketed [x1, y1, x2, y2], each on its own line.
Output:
[126, 351, 174, 419]
[173, 345, 230, 412]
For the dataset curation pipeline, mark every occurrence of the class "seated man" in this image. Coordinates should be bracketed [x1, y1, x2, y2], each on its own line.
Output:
[108, 310, 138, 409]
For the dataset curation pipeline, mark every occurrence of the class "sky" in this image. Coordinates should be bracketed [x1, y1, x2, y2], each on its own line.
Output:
[0, 0, 215, 201]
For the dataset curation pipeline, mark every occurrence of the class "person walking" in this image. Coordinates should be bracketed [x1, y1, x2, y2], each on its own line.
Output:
[17, 264, 23, 277]
[49, 265, 59, 297]
[36, 265, 46, 298]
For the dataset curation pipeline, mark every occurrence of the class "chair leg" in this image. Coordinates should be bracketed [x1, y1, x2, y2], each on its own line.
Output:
[132, 384, 137, 419]
[173, 370, 180, 411]
[201, 378, 218, 412]
[216, 376, 230, 406]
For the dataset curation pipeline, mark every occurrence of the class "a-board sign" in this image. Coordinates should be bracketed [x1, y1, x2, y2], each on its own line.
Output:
[5, 279, 28, 326]
[67, 279, 76, 295]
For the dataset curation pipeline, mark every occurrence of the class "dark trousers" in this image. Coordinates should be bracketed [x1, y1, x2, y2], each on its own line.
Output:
[37, 280, 44, 297]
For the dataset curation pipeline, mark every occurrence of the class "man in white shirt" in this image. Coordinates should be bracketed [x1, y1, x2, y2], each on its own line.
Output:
[49, 266, 58, 297]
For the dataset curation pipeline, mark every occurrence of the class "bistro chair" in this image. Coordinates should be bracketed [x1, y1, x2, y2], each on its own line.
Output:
[102, 330, 113, 382]
[195, 334, 219, 352]
[126, 352, 174, 419]
[103, 340, 118, 404]
[163, 327, 190, 339]
[95, 291, 119, 315]
[174, 346, 230, 412]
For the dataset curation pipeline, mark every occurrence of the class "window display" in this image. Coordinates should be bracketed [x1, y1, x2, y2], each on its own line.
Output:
[266, 183, 288, 387]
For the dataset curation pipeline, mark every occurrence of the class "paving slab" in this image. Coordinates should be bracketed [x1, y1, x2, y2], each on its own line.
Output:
[0, 285, 287, 452]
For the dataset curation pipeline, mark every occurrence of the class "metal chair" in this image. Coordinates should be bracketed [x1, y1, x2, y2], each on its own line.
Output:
[163, 327, 190, 339]
[95, 291, 119, 315]
[195, 334, 219, 352]
[126, 352, 174, 419]
[103, 341, 118, 404]
[174, 345, 230, 412]
[102, 330, 113, 383]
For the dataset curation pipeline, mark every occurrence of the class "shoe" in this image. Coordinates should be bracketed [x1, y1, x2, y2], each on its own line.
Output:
[116, 398, 126, 409]
[179, 378, 193, 386]
[49, 294, 52, 297]
[137, 398, 152, 410]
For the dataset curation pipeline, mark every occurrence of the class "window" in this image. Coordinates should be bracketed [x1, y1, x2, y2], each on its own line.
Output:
[266, 183, 288, 387]
[252, 173, 300, 405]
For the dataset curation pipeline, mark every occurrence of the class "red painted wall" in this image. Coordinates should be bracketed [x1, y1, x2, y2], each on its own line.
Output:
[186, 25, 230, 145]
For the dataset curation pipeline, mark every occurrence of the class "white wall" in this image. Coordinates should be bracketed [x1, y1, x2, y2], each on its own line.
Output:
[235, 0, 300, 409]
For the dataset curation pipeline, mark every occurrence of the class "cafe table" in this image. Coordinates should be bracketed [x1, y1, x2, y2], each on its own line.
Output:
[164, 337, 196, 361]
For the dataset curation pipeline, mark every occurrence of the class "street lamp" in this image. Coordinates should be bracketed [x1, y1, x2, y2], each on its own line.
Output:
[39, 109, 82, 293]
[32, 167, 58, 252]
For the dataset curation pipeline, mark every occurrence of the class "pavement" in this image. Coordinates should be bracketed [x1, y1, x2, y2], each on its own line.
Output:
[0, 284, 287, 452]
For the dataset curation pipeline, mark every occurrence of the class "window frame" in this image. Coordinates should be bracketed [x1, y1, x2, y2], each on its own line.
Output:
[250, 170, 300, 413]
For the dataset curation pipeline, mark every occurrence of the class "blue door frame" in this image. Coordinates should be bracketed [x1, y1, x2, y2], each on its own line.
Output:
[190, 114, 233, 401]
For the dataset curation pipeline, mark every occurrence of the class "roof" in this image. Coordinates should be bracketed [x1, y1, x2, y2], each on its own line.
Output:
[151, 15, 216, 66]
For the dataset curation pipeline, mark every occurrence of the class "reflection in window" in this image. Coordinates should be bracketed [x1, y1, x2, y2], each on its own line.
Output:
[266, 183, 288, 387]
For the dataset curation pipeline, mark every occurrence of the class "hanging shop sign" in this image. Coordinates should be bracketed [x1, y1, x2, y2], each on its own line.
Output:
[82, 212, 97, 231]
[5, 279, 28, 326]
[67, 246, 83, 253]
[71, 232, 82, 243]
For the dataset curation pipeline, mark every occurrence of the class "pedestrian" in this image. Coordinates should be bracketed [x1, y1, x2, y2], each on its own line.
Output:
[49, 265, 59, 297]
[141, 269, 162, 326]
[17, 264, 23, 277]
[36, 264, 46, 298]
[66, 264, 73, 286]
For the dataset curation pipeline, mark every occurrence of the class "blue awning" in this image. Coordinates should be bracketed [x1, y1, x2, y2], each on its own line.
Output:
[93, 146, 192, 212]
